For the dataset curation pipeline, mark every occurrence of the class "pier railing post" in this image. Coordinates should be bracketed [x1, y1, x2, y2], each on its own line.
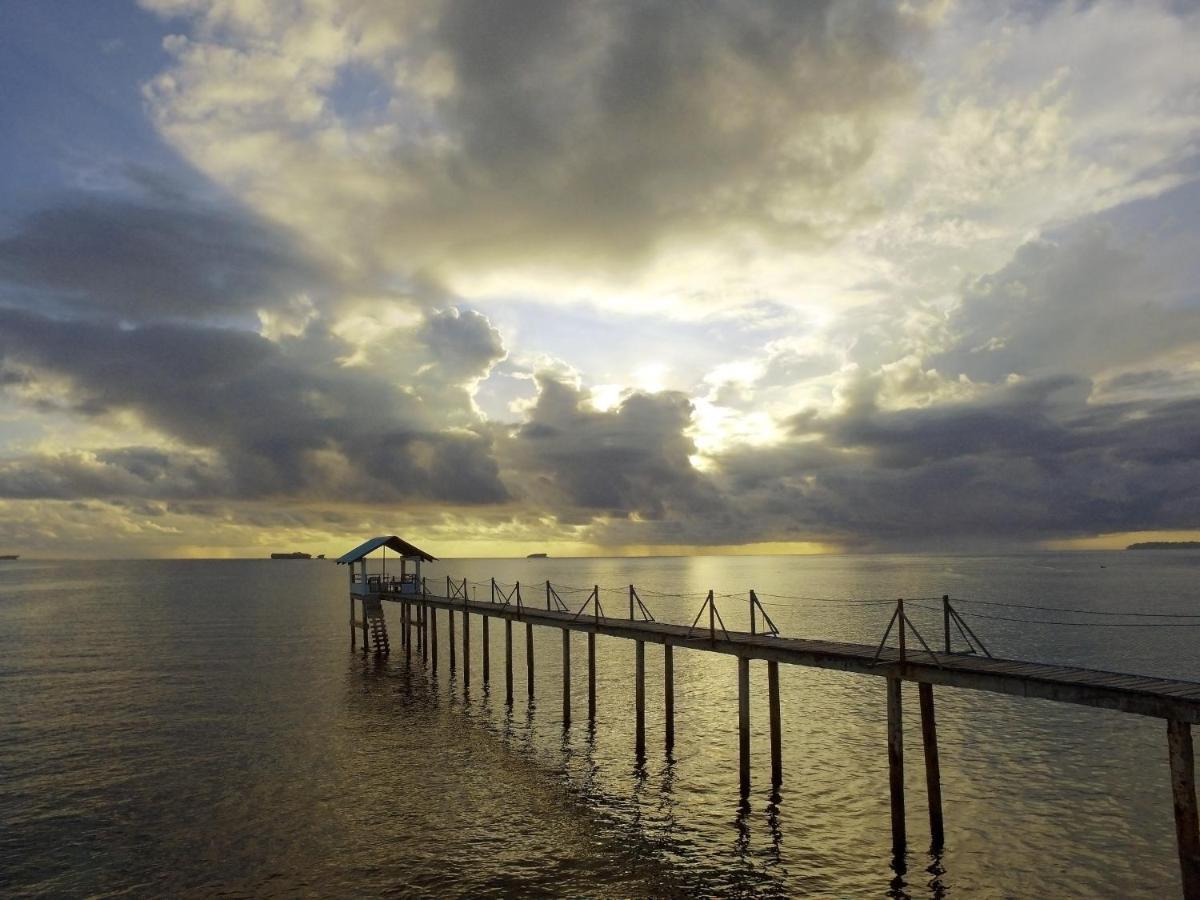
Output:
[546, 580, 551, 611]
[562, 629, 571, 727]
[943, 595, 951, 653]
[1168, 719, 1200, 898]
[768, 660, 782, 787]
[665, 642, 675, 750]
[526, 623, 535, 698]
[738, 656, 751, 797]
[919, 682, 944, 849]
[887, 677, 906, 853]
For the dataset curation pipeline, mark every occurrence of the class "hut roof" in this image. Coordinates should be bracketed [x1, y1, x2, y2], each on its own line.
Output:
[336, 535, 437, 564]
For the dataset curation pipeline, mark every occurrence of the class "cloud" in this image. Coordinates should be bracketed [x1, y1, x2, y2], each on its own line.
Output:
[502, 373, 721, 521]
[0, 305, 510, 505]
[0, 188, 329, 320]
[140, 0, 939, 305]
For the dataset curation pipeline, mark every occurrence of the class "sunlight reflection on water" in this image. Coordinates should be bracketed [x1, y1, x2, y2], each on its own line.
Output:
[2, 552, 1198, 897]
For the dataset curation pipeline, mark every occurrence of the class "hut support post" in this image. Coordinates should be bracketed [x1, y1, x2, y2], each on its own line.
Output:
[526, 623, 535, 698]
[738, 656, 751, 797]
[505, 620, 514, 705]
[362, 601, 368, 651]
[430, 607, 438, 672]
[665, 643, 675, 750]
[350, 596, 356, 651]
[562, 629, 571, 726]
[635, 641, 645, 756]
[1168, 719, 1200, 899]
[919, 682, 944, 849]
[887, 677, 906, 853]
[587, 633, 597, 722]
[768, 660, 782, 788]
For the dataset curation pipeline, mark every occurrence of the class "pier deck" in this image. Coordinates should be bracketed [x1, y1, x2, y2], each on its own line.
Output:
[376, 590, 1200, 723]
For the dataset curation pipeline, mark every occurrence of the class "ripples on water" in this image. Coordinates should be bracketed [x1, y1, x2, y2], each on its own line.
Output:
[2, 552, 1199, 897]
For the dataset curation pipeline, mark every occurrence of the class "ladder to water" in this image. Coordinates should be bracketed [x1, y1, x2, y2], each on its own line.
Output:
[363, 597, 390, 655]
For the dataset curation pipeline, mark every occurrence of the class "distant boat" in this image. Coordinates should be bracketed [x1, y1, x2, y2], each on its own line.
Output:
[526, 552, 548, 559]
[0, 554, 18, 560]
[270, 552, 312, 559]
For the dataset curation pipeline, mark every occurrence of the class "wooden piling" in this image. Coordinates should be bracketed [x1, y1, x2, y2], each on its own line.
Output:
[462, 610, 470, 694]
[525, 622, 535, 698]
[448, 609, 456, 673]
[350, 596, 356, 651]
[1168, 720, 1200, 899]
[738, 656, 751, 797]
[768, 660, 782, 787]
[361, 600, 368, 651]
[588, 633, 597, 722]
[562, 629, 571, 726]
[404, 602, 411, 662]
[887, 677, 906, 852]
[635, 641, 645, 756]
[419, 603, 427, 662]
[482, 615, 490, 685]
[919, 682, 944, 848]
[505, 620, 514, 705]
[664, 642, 675, 750]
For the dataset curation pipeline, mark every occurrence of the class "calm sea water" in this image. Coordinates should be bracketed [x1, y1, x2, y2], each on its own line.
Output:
[2, 552, 1199, 898]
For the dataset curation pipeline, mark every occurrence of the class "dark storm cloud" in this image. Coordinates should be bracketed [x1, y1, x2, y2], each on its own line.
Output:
[504, 374, 721, 521]
[0, 190, 327, 319]
[712, 375, 1200, 545]
[0, 447, 227, 500]
[0, 307, 509, 505]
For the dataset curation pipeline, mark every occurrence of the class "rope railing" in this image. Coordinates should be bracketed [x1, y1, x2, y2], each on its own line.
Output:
[427, 577, 1200, 654]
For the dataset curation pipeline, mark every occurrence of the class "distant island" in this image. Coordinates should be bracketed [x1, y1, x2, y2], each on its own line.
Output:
[1127, 542, 1200, 550]
[0, 554, 18, 560]
[527, 552, 548, 558]
[270, 551, 312, 559]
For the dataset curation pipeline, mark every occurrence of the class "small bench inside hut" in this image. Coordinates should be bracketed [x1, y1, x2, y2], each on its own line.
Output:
[337, 535, 437, 596]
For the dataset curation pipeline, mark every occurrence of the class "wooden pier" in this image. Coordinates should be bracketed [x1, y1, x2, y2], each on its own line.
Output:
[338, 541, 1200, 897]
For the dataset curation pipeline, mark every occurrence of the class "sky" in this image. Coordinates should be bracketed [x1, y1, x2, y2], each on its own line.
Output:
[1, 0, 1199, 558]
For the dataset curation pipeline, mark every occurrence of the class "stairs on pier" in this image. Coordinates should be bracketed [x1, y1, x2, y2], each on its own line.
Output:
[363, 597, 390, 655]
